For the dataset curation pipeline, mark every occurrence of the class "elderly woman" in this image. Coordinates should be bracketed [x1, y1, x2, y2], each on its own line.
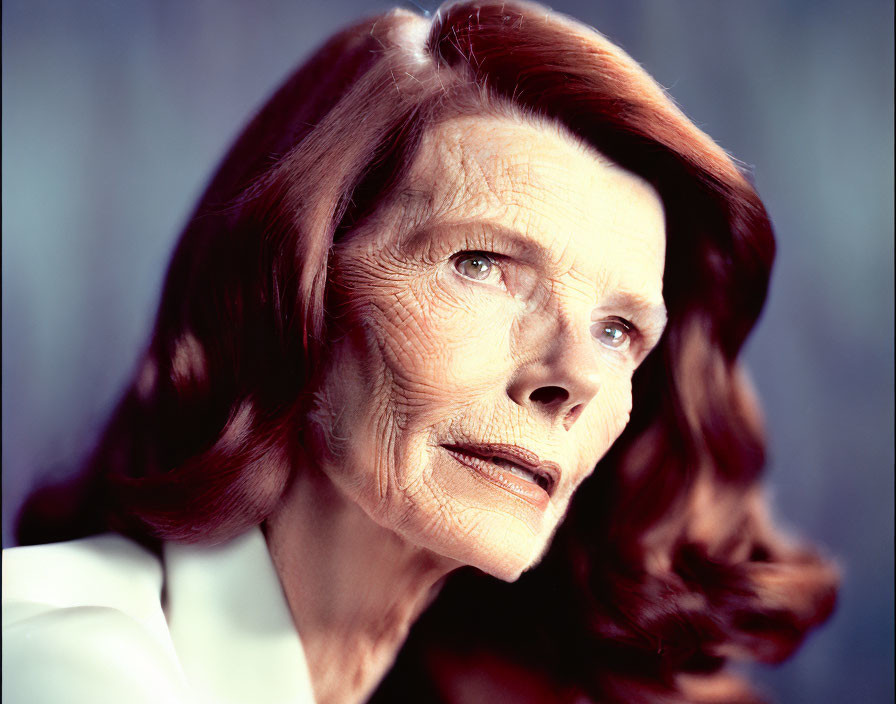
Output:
[3, 2, 837, 703]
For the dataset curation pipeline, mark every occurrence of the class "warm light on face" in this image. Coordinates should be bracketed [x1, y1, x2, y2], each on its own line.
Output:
[307, 116, 667, 581]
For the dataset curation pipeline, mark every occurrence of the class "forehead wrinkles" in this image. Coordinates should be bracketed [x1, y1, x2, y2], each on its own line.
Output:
[416, 119, 593, 215]
[391, 117, 593, 234]
[378, 117, 664, 292]
[404, 122, 507, 222]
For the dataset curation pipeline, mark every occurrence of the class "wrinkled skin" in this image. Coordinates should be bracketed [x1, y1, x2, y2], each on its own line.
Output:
[309, 115, 667, 581]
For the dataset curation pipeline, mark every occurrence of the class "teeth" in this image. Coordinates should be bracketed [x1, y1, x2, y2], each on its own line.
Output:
[491, 457, 541, 486]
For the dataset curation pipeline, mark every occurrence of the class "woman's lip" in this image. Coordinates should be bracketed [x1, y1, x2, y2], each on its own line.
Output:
[441, 444, 559, 506]
[442, 443, 560, 494]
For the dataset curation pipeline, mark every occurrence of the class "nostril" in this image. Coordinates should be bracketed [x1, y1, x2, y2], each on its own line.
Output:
[529, 385, 568, 407]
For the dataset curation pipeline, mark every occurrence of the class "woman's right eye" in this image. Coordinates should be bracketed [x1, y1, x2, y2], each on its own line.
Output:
[453, 252, 504, 287]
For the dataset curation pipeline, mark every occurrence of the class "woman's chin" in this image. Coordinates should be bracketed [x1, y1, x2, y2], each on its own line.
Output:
[407, 506, 550, 583]
[421, 448, 555, 580]
[328, 437, 559, 582]
[472, 549, 536, 583]
[365, 445, 561, 582]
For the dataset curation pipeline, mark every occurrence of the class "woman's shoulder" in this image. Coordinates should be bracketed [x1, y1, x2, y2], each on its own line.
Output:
[3, 533, 162, 610]
[2, 534, 190, 704]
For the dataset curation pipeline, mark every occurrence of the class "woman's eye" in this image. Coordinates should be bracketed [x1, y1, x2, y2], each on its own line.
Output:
[453, 252, 502, 285]
[592, 319, 634, 351]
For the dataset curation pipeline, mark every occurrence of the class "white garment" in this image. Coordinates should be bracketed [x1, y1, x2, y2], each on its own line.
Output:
[2, 528, 317, 704]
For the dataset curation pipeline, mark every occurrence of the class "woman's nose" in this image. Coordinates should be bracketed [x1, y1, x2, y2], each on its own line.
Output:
[506, 320, 601, 431]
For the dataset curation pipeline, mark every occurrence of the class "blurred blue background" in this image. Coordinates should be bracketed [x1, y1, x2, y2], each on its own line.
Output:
[3, 1, 892, 701]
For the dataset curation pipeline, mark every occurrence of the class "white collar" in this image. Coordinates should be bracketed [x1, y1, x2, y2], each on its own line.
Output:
[163, 528, 317, 704]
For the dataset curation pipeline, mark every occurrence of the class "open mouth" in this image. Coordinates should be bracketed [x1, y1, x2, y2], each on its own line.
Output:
[441, 444, 558, 498]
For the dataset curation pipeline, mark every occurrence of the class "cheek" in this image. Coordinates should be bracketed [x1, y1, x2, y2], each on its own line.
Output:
[356, 271, 515, 414]
[577, 372, 634, 464]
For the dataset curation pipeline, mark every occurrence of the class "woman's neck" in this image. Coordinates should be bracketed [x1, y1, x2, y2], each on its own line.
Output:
[264, 466, 457, 704]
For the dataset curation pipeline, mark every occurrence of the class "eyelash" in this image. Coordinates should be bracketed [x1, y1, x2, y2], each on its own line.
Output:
[451, 251, 507, 288]
[452, 250, 640, 352]
[591, 317, 638, 352]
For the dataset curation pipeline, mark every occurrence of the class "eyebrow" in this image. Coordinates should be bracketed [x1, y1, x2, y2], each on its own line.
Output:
[598, 290, 668, 333]
[402, 218, 550, 261]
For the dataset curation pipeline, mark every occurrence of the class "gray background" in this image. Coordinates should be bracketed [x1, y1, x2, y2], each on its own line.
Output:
[3, 1, 892, 702]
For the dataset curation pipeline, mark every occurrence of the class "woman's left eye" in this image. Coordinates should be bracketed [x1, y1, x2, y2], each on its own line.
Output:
[592, 319, 635, 351]
[453, 252, 503, 286]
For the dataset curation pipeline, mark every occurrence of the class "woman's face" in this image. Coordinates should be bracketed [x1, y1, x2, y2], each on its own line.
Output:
[308, 116, 666, 580]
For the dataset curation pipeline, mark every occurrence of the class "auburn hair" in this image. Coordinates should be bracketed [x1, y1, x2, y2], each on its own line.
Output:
[18, 2, 837, 701]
